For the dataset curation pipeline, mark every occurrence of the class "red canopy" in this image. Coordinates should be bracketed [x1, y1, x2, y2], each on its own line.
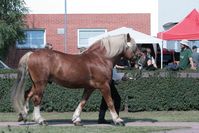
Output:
[157, 9, 199, 40]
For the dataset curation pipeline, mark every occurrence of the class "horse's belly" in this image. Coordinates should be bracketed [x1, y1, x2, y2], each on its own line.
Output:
[52, 76, 90, 88]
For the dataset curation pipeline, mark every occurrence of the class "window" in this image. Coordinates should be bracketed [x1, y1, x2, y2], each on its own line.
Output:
[78, 29, 107, 48]
[16, 29, 46, 49]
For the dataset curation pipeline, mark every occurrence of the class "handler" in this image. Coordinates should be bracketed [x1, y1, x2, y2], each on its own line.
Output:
[98, 68, 127, 124]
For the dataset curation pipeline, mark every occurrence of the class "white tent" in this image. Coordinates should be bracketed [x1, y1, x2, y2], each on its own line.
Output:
[88, 27, 163, 68]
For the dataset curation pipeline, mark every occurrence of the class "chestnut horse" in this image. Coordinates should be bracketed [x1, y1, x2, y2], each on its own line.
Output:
[11, 33, 138, 126]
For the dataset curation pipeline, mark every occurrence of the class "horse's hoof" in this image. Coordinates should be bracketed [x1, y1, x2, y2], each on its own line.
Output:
[115, 121, 125, 126]
[74, 121, 83, 126]
[39, 121, 48, 126]
[18, 113, 27, 122]
[18, 113, 23, 122]
[23, 118, 27, 123]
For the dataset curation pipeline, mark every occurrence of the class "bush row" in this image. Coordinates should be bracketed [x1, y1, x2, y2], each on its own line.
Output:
[0, 74, 199, 112]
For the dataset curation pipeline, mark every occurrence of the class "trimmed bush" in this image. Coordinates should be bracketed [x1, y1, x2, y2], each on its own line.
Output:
[1, 71, 199, 112]
[119, 77, 199, 112]
[0, 78, 102, 112]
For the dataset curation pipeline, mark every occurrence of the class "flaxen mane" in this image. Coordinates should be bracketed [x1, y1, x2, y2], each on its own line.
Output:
[101, 34, 127, 58]
[86, 34, 129, 58]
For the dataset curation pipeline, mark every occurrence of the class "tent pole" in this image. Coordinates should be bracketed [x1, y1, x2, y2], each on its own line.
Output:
[161, 41, 163, 69]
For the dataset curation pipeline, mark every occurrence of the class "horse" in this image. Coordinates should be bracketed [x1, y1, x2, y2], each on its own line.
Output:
[11, 33, 138, 126]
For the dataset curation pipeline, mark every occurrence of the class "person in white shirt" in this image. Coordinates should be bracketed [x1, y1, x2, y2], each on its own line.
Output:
[98, 68, 127, 124]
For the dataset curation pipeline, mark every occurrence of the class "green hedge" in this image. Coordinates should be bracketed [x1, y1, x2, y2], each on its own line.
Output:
[118, 77, 199, 112]
[0, 78, 14, 112]
[1, 73, 199, 112]
[0, 78, 102, 112]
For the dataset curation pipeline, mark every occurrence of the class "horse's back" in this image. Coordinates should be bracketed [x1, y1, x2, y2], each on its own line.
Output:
[27, 49, 92, 88]
[27, 49, 55, 81]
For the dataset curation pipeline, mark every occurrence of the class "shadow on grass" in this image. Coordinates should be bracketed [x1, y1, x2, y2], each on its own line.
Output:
[122, 117, 158, 123]
[46, 117, 157, 126]
[46, 119, 100, 126]
[19, 117, 158, 126]
[45, 119, 116, 126]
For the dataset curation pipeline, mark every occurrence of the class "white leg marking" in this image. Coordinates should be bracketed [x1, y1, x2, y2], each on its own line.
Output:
[72, 104, 82, 123]
[110, 111, 118, 122]
[110, 110, 123, 124]
[32, 106, 44, 123]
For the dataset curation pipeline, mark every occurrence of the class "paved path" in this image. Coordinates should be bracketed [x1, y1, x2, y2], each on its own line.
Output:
[131, 122, 199, 133]
[0, 121, 199, 133]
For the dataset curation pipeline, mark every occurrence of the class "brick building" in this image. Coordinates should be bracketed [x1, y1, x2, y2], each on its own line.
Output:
[6, 13, 150, 67]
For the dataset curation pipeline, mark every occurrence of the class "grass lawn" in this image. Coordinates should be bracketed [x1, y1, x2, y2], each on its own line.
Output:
[0, 111, 197, 133]
[0, 126, 175, 133]
[1, 111, 199, 122]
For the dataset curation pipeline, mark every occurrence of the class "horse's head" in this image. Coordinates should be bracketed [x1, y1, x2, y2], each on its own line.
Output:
[122, 34, 149, 68]
[87, 33, 140, 64]
[122, 33, 138, 59]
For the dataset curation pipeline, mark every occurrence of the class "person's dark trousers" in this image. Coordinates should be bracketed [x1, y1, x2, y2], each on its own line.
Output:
[166, 63, 180, 71]
[98, 80, 121, 123]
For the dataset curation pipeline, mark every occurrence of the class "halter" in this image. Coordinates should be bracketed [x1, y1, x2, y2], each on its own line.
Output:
[125, 38, 137, 55]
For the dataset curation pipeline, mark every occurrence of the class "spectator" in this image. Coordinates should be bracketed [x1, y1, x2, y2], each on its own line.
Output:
[79, 47, 86, 53]
[136, 48, 157, 70]
[115, 57, 130, 69]
[145, 48, 157, 70]
[45, 43, 53, 50]
[192, 46, 199, 69]
[167, 40, 196, 70]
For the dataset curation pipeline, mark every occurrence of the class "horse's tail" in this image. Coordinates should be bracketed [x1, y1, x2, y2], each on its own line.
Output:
[11, 51, 33, 113]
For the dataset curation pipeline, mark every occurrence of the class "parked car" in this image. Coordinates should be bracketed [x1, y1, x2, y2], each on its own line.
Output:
[0, 60, 10, 69]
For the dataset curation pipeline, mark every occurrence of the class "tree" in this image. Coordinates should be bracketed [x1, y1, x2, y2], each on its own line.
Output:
[0, 0, 28, 60]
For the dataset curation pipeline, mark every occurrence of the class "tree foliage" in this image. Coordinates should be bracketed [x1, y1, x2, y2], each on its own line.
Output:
[0, 0, 28, 59]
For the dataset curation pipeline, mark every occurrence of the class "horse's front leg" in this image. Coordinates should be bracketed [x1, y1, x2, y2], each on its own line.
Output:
[72, 89, 94, 126]
[100, 82, 125, 126]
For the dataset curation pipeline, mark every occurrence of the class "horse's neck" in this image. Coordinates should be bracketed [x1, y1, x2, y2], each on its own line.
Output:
[109, 55, 122, 67]
[85, 41, 123, 67]
[85, 42, 105, 55]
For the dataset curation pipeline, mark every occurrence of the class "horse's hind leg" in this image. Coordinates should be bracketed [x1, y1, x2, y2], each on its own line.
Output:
[72, 89, 94, 126]
[18, 87, 33, 122]
[24, 88, 34, 113]
[100, 82, 124, 126]
[31, 82, 47, 125]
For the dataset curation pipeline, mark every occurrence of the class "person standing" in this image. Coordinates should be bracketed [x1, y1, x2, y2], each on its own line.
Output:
[98, 68, 127, 124]
[192, 46, 199, 69]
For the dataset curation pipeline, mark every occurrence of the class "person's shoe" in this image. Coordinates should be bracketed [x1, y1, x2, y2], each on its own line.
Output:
[98, 119, 111, 124]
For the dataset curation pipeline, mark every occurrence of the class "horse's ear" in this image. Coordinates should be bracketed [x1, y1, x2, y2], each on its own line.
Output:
[127, 33, 131, 42]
